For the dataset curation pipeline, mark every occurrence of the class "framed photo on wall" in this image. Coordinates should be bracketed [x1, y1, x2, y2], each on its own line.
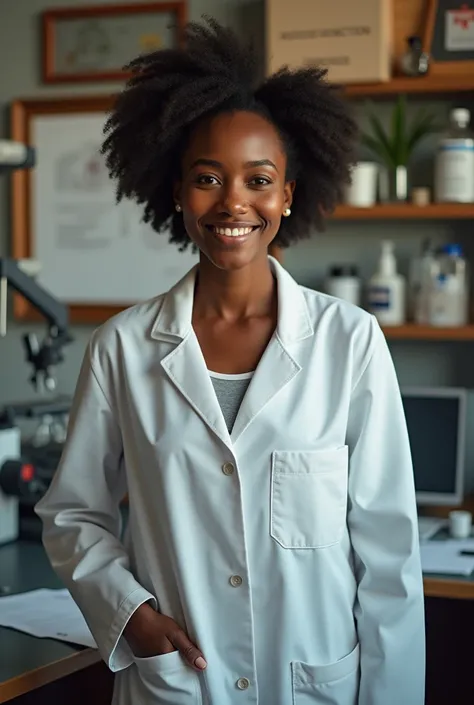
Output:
[423, 0, 474, 74]
[42, 2, 186, 84]
[10, 95, 198, 324]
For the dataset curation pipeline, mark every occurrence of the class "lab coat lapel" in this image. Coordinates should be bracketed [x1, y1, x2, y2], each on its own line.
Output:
[152, 266, 232, 449]
[152, 257, 313, 448]
[230, 258, 314, 444]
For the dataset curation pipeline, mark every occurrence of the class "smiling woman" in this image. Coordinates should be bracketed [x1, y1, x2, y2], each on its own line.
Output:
[178, 110, 294, 272]
[101, 17, 357, 252]
[36, 15, 425, 705]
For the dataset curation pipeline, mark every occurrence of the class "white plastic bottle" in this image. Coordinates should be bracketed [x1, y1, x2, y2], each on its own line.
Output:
[367, 240, 406, 325]
[325, 265, 361, 306]
[409, 238, 435, 324]
[427, 243, 469, 327]
[435, 108, 474, 203]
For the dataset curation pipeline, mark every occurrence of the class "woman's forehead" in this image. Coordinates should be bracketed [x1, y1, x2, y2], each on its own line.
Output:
[184, 110, 286, 166]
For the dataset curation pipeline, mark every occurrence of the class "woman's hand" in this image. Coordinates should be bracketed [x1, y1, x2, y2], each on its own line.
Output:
[124, 602, 207, 671]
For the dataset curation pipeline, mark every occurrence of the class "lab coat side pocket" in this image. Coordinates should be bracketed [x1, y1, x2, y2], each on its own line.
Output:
[291, 643, 360, 705]
[133, 650, 202, 705]
[270, 447, 348, 549]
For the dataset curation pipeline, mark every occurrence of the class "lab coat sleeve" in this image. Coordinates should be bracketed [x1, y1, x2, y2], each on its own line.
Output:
[35, 336, 157, 671]
[346, 318, 425, 705]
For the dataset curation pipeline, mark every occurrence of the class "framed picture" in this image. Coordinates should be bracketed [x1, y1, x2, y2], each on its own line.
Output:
[42, 2, 186, 83]
[423, 0, 474, 75]
[10, 95, 198, 323]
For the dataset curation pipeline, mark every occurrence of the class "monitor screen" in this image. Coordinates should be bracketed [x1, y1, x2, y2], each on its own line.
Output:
[401, 388, 466, 505]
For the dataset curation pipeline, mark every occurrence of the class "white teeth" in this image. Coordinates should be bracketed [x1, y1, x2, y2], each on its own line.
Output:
[212, 226, 254, 237]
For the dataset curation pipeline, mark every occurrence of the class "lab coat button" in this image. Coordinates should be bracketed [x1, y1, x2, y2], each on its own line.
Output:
[222, 462, 235, 476]
[229, 575, 243, 587]
[237, 677, 250, 690]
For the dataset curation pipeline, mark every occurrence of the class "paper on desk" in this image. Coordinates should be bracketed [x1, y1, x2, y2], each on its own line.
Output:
[0, 588, 96, 648]
[420, 538, 474, 576]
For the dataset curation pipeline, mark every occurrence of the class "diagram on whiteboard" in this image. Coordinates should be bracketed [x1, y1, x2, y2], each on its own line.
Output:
[55, 142, 109, 192]
[32, 113, 197, 304]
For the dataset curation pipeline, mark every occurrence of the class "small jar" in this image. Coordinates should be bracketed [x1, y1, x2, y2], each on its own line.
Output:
[411, 187, 431, 206]
[325, 265, 361, 306]
[400, 36, 430, 77]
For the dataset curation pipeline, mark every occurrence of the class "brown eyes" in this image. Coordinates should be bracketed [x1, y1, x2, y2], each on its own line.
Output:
[195, 174, 273, 187]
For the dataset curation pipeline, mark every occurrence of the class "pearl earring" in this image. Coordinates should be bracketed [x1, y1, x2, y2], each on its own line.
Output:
[283, 207, 291, 217]
[175, 204, 182, 212]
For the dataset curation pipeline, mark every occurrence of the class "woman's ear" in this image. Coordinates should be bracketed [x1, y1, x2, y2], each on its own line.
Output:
[284, 180, 296, 210]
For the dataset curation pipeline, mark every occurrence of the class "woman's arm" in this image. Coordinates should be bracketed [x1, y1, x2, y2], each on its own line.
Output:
[346, 318, 425, 705]
[35, 335, 157, 672]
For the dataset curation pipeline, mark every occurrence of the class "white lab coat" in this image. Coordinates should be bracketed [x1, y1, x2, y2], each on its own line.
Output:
[36, 256, 425, 705]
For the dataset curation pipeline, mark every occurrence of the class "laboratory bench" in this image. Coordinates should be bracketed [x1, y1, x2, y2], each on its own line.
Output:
[0, 541, 112, 705]
[1, 540, 474, 705]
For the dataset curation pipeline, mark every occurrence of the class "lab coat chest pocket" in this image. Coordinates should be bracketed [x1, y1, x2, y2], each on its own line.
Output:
[271, 447, 348, 549]
[133, 651, 202, 705]
[292, 644, 360, 705]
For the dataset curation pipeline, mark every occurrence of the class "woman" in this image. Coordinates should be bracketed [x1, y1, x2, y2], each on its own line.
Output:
[36, 18, 425, 705]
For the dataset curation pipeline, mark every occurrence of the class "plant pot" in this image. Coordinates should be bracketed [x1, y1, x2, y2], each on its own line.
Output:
[379, 165, 408, 203]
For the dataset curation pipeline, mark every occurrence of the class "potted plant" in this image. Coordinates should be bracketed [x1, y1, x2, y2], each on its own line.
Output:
[361, 95, 438, 202]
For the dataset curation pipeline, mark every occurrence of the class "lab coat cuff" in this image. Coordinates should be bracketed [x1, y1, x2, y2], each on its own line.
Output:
[106, 587, 157, 672]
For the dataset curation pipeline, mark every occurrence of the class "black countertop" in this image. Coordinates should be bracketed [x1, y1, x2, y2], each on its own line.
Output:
[0, 540, 85, 685]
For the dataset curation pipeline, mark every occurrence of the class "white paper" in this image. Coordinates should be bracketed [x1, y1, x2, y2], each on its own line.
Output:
[420, 539, 474, 576]
[445, 8, 474, 52]
[0, 588, 96, 648]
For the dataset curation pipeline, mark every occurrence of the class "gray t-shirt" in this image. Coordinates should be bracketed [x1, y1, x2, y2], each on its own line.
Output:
[209, 370, 254, 433]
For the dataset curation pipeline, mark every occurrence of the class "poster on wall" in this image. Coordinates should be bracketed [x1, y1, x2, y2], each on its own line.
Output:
[424, 0, 474, 74]
[10, 96, 198, 324]
[42, 2, 187, 83]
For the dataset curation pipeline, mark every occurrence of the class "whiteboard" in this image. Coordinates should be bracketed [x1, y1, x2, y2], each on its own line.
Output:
[32, 113, 198, 304]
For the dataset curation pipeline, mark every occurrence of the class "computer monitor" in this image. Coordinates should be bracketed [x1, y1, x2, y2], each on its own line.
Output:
[401, 387, 467, 506]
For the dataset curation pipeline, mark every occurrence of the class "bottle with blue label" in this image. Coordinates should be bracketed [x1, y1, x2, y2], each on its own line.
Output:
[367, 240, 406, 326]
[428, 244, 469, 327]
[435, 108, 474, 203]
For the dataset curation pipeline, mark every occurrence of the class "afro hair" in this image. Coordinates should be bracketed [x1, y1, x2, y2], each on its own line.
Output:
[101, 16, 358, 250]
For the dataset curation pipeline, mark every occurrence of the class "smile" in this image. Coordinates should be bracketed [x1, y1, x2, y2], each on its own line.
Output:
[205, 225, 258, 237]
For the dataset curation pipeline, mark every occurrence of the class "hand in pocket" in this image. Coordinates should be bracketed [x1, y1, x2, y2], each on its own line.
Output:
[124, 603, 207, 671]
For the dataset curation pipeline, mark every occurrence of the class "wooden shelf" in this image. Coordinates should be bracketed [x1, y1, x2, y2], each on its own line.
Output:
[332, 204, 474, 220]
[423, 576, 474, 600]
[383, 325, 474, 340]
[343, 74, 474, 98]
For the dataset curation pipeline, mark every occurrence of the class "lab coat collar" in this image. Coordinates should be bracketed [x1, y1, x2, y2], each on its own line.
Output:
[154, 256, 313, 448]
[151, 256, 314, 344]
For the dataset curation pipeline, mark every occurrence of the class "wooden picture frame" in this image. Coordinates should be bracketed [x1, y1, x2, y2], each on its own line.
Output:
[10, 95, 199, 324]
[42, 2, 186, 84]
[423, 0, 474, 75]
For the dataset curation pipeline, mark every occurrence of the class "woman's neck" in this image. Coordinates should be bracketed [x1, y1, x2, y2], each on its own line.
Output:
[193, 254, 276, 322]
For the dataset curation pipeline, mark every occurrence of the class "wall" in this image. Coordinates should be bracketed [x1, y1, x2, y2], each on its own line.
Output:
[0, 0, 263, 403]
[0, 0, 473, 411]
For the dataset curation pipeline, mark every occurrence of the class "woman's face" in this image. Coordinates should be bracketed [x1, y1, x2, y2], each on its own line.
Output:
[176, 110, 295, 271]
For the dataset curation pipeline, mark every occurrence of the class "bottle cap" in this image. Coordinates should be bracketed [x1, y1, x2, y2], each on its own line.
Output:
[379, 240, 397, 276]
[442, 243, 463, 257]
[328, 265, 359, 278]
[451, 108, 470, 126]
[407, 35, 422, 49]
[381, 240, 395, 255]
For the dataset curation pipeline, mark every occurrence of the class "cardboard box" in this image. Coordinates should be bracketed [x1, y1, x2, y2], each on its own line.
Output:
[266, 0, 392, 84]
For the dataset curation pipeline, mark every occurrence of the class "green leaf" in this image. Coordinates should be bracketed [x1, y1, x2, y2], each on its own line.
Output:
[391, 95, 407, 166]
[361, 97, 438, 168]
[365, 100, 394, 165]
[406, 113, 439, 154]
[360, 133, 394, 166]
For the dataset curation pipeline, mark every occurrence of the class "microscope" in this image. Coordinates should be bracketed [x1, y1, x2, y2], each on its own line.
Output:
[0, 140, 73, 544]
